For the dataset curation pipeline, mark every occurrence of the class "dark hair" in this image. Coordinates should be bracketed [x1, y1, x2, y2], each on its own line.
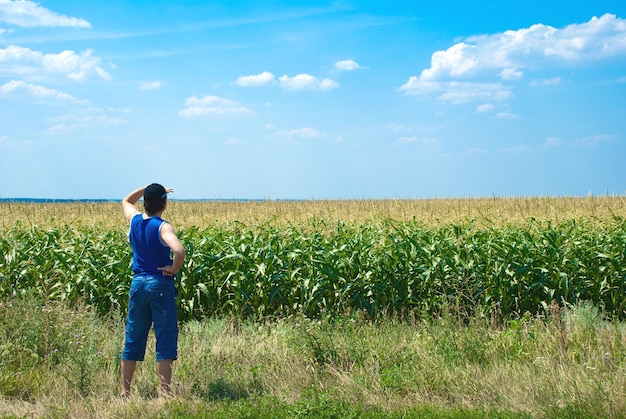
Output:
[144, 197, 166, 216]
[143, 183, 167, 215]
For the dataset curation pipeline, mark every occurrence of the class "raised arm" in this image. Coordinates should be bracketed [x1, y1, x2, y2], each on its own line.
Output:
[122, 186, 146, 222]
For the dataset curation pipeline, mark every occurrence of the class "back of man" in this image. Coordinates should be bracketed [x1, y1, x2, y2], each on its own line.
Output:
[120, 183, 185, 397]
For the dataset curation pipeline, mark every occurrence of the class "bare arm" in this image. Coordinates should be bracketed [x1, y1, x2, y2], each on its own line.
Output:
[158, 222, 186, 276]
[122, 185, 174, 222]
[122, 186, 146, 222]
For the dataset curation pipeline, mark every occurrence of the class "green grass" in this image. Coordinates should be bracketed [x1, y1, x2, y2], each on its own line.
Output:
[0, 294, 624, 418]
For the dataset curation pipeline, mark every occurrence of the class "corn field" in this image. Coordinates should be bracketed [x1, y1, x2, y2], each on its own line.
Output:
[1, 199, 625, 321]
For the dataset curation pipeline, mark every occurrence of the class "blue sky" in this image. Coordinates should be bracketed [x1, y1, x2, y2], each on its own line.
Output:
[1, 0, 625, 200]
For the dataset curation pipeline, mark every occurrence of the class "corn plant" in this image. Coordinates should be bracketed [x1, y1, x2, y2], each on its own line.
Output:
[1, 217, 625, 321]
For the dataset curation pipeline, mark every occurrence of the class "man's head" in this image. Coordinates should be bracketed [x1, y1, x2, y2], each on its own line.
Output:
[143, 183, 167, 215]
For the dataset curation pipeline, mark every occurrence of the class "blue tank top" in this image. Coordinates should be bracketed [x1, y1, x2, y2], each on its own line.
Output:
[129, 213, 172, 276]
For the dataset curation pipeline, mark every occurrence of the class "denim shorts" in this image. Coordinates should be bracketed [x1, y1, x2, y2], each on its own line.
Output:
[121, 274, 178, 362]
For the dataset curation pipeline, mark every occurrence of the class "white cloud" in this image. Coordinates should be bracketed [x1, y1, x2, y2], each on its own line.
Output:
[46, 124, 74, 134]
[476, 103, 495, 113]
[139, 80, 162, 90]
[395, 136, 440, 148]
[543, 15, 626, 59]
[573, 134, 616, 147]
[236, 71, 338, 90]
[319, 78, 339, 90]
[463, 147, 488, 155]
[334, 59, 361, 71]
[0, 79, 87, 103]
[419, 42, 479, 81]
[236, 71, 276, 87]
[0, 46, 111, 81]
[225, 137, 245, 145]
[400, 78, 512, 103]
[541, 137, 562, 147]
[278, 73, 317, 90]
[495, 110, 520, 119]
[401, 14, 626, 101]
[449, 14, 625, 78]
[388, 124, 411, 132]
[278, 73, 338, 90]
[277, 127, 322, 138]
[530, 77, 562, 86]
[418, 123, 444, 132]
[499, 67, 524, 80]
[0, 0, 91, 28]
[396, 136, 418, 144]
[179, 95, 252, 117]
[44, 108, 127, 135]
[46, 117, 125, 135]
[50, 107, 127, 120]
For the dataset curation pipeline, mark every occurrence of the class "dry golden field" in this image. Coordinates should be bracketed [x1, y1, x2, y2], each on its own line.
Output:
[1, 195, 625, 230]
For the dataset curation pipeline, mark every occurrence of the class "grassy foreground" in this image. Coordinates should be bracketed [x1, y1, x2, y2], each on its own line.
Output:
[0, 295, 624, 418]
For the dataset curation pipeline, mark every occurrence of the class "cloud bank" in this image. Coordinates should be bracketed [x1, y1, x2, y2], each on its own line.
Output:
[235, 71, 338, 90]
[179, 95, 252, 117]
[0, 46, 111, 81]
[400, 14, 626, 102]
[0, 0, 91, 28]
[0, 79, 86, 102]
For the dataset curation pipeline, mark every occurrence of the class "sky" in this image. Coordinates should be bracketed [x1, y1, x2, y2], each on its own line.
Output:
[1, 0, 625, 200]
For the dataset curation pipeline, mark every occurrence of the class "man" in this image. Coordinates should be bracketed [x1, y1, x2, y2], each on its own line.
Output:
[120, 183, 185, 397]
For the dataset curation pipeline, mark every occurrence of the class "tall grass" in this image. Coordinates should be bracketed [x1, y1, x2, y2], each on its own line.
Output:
[0, 295, 624, 418]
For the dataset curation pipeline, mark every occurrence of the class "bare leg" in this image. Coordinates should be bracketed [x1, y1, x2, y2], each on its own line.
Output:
[121, 360, 137, 396]
[157, 359, 174, 396]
